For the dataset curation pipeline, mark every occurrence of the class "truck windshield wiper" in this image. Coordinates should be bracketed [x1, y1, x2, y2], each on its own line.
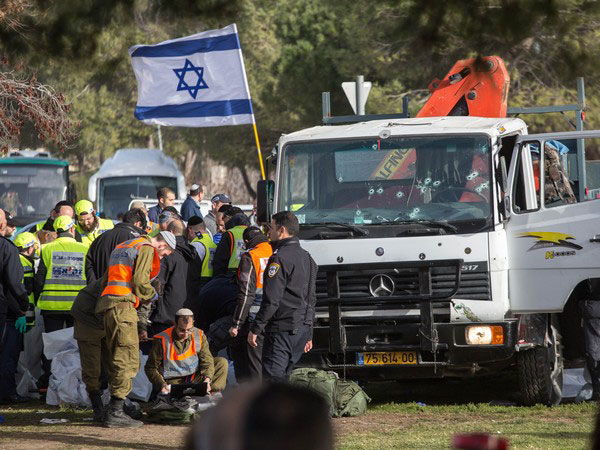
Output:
[302, 222, 369, 236]
[376, 219, 458, 233]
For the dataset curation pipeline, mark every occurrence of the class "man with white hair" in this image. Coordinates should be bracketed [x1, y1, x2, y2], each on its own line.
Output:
[145, 308, 228, 395]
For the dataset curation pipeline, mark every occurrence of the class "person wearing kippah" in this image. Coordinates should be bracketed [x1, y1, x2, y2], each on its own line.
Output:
[145, 308, 228, 395]
[180, 183, 204, 222]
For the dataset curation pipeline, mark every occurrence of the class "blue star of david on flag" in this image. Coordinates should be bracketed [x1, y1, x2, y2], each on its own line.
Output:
[129, 24, 254, 127]
[173, 59, 209, 99]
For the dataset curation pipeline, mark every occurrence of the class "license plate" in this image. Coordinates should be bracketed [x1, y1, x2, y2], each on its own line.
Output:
[357, 351, 418, 365]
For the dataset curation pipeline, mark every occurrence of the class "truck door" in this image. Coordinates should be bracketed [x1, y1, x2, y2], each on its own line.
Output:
[505, 131, 600, 313]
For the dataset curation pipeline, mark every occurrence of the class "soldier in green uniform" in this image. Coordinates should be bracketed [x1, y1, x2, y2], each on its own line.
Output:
[71, 279, 108, 421]
[95, 231, 175, 428]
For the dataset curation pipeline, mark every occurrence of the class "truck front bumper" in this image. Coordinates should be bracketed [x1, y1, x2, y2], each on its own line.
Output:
[300, 319, 519, 379]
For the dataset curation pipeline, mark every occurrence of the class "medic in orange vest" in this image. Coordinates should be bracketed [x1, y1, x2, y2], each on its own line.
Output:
[228, 227, 273, 380]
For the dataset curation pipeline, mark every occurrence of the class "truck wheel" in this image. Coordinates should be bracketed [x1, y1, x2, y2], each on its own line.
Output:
[517, 323, 563, 406]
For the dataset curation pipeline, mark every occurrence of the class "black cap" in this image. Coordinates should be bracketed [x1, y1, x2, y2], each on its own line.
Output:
[211, 193, 231, 204]
[2, 209, 16, 227]
[188, 216, 204, 226]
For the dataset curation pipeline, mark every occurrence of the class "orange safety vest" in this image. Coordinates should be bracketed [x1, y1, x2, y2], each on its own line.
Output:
[241, 240, 273, 319]
[155, 326, 203, 379]
[247, 241, 273, 292]
[101, 237, 160, 308]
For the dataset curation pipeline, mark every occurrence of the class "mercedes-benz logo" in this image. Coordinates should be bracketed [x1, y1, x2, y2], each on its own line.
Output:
[369, 274, 395, 297]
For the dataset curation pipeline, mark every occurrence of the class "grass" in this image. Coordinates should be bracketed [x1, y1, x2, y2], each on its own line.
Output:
[336, 402, 595, 449]
[0, 375, 597, 449]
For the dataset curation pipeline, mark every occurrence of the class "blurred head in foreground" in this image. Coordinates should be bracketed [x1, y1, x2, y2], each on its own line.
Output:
[187, 383, 333, 450]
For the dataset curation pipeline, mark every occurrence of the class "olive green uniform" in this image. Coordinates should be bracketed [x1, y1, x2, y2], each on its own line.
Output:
[145, 331, 228, 392]
[95, 238, 157, 400]
[71, 278, 109, 394]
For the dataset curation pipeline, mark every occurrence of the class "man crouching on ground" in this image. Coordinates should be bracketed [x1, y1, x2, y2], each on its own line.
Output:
[145, 308, 228, 396]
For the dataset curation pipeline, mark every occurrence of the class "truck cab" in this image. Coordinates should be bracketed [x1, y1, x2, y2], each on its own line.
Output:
[259, 115, 600, 405]
[0, 150, 75, 228]
[88, 148, 186, 220]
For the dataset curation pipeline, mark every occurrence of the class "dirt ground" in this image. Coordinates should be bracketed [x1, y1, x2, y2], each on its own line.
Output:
[0, 374, 597, 449]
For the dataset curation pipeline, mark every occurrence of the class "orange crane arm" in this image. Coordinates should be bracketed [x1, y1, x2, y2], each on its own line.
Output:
[416, 56, 510, 118]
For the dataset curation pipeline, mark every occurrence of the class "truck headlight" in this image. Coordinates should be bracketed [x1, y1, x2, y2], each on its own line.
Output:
[465, 325, 504, 345]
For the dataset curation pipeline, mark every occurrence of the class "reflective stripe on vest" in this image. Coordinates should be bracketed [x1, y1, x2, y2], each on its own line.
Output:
[19, 254, 34, 305]
[247, 241, 272, 319]
[101, 237, 160, 304]
[192, 234, 216, 278]
[227, 226, 247, 270]
[38, 237, 88, 311]
[155, 326, 203, 379]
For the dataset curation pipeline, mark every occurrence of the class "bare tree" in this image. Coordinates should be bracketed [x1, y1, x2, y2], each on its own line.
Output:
[0, 1, 77, 154]
[0, 72, 78, 154]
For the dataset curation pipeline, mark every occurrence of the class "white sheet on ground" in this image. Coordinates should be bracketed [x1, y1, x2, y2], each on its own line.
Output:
[562, 367, 592, 400]
[41, 327, 153, 406]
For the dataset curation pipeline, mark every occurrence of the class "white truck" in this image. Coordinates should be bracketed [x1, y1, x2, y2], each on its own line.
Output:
[256, 67, 599, 405]
[88, 148, 186, 219]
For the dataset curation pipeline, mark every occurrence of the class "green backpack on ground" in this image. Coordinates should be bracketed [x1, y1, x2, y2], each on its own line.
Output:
[145, 408, 197, 424]
[290, 368, 371, 417]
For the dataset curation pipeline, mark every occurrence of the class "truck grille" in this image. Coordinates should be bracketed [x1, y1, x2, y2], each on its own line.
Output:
[315, 260, 490, 302]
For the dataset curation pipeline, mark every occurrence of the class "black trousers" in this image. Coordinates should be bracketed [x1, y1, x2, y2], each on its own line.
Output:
[39, 312, 74, 388]
[582, 300, 600, 394]
[0, 320, 22, 400]
[261, 325, 310, 382]
[229, 323, 263, 382]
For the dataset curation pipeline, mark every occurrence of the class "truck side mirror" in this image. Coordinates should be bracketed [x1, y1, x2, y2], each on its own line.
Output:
[256, 179, 275, 224]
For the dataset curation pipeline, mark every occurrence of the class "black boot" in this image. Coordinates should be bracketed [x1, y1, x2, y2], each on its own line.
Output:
[103, 397, 143, 428]
[586, 358, 600, 401]
[89, 391, 104, 422]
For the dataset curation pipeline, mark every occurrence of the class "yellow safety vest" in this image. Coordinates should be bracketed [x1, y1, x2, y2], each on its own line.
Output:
[192, 234, 217, 278]
[147, 221, 160, 238]
[38, 237, 88, 311]
[227, 226, 247, 270]
[35, 221, 45, 232]
[77, 217, 114, 247]
[19, 254, 34, 305]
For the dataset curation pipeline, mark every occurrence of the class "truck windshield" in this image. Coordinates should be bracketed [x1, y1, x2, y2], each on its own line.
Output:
[99, 176, 178, 219]
[280, 135, 492, 232]
[0, 164, 67, 220]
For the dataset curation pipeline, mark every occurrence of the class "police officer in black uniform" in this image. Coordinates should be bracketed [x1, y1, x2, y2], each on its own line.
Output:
[247, 211, 318, 382]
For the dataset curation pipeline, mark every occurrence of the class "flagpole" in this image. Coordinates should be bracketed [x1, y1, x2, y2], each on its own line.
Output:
[252, 117, 266, 180]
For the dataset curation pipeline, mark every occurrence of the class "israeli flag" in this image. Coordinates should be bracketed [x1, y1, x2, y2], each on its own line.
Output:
[129, 24, 253, 127]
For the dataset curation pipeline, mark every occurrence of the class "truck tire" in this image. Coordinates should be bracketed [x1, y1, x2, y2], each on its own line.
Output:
[517, 323, 563, 406]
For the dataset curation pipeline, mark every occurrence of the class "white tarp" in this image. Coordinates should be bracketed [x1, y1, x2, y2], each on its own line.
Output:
[41, 327, 153, 406]
[562, 367, 592, 402]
